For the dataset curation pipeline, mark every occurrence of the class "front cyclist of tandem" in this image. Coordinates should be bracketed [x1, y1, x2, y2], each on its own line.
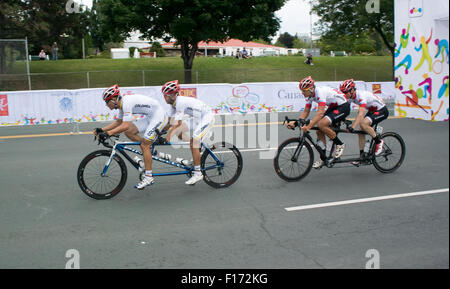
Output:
[161, 80, 215, 185]
[339, 79, 388, 165]
[286, 76, 350, 169]
[93, 84, 168, 190]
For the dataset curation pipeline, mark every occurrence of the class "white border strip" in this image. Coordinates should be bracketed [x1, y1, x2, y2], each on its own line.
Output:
[285, 188, 449, 212]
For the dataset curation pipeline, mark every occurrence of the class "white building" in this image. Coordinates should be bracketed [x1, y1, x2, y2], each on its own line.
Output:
[161, 39, 299, 57]
[123, 30, 152, 49]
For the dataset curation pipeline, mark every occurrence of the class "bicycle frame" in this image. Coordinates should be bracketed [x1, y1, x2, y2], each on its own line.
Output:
[101, 139, 224, 177]
[287, 117, 379, 167]
[309, 127, 375, 166]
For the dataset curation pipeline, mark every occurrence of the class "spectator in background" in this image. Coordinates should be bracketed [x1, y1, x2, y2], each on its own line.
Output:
[242, 47, 251, 59]
[236, 48, 242, 59]
[39, 50, 46, 60]
[52, 42, 59, 61]
[304, 53, 314, 65]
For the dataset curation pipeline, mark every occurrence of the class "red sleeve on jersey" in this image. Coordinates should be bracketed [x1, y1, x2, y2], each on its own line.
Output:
[360, 104, 367, 108]
[318, 102, 326, 107]
[305, 104, 312, 109]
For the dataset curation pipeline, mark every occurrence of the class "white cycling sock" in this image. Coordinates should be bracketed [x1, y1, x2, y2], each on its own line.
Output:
[194, 166, 201, 175]
[145, 170, 152, 178]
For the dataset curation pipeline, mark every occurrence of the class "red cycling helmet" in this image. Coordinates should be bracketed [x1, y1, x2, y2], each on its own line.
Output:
[299, 76, 315, 90]
[340, 79, 356, 93]
[102, 84, 120, 102]
[162, 80, 180, 96]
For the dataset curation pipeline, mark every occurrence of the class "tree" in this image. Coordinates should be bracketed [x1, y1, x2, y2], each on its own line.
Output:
[97, 0, 286, 83]
[293, 37, 308, 49]
[0, 0, 90, 60]
[0, 0, 28, 74]
[352, 33, 376, 54]
[311, 0, 394, 55]
[89, 0, 106, 52]
[276, 32, 295, 48]
[252, 38, 271, 45]
[318, 32, 378, 55]
[150, 41, 166, 57]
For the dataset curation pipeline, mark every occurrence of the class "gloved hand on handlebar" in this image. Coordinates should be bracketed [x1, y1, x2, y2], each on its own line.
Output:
[94, 128, 103, 135]
[298, 118, 307, 126]
[97, 132, 110, 143]
[155, 136, 169, 145]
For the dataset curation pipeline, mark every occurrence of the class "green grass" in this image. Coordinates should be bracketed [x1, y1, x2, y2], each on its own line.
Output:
[1, 56, 393, 91]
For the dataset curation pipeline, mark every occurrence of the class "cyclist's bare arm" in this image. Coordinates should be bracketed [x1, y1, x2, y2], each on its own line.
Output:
[166, 120, 182, 141]
[93, 119, 122, 135]
[351, 106, 366, 130]
[102, 119, 123, 132]
[305, 106, 325, 130]
[106, 120, 131, 136]
[161, 117, 174, 132]
[287, 107, 311, 128]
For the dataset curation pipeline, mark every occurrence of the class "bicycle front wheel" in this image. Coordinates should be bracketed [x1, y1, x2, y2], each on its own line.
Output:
[77, 150, 128, 199]
[373, 132, 406, 173]
[201, 142, 243, 188]
[274, 138, 313, 182]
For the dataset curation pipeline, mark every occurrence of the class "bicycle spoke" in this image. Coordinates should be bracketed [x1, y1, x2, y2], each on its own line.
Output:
[203, 146, 241, 186]
[373, 133, 405, 173]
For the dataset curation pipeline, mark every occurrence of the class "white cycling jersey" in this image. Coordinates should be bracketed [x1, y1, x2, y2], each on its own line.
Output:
[169, 96, 214, 140]
[116, 94, 168, 141]
[118, 94, 164, 122]
[168, 96, 212, 120]
[349, 90, 386, 112]
[305, 86, 347, 108]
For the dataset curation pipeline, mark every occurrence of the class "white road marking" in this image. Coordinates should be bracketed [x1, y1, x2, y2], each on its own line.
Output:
[213, 146, 299, 154]
[285, 188, 449, 212]
[214, 147, 277, 154]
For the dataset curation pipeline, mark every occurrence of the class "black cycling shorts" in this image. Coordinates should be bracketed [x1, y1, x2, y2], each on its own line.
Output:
[365, 106, 389, 126]
[324, 102, 350, 125]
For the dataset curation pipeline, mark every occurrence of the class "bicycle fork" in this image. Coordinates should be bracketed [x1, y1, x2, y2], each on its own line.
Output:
[101, 146, 118, 176]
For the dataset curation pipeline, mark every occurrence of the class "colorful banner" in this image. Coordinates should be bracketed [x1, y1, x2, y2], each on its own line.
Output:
[0, 81, 393, 126]
[394, 0, 449, 121]
[0, 94, 8, 116]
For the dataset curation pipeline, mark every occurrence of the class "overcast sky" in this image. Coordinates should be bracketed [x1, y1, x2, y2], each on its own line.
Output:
[275, 0, 320, 39]
[77, 0, 320, 40]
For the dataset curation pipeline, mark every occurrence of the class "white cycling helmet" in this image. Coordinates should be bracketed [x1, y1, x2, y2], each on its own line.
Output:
[162, 80, 180, 96]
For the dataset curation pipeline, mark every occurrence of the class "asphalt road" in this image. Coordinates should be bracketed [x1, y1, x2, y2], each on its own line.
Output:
[0, 112, 448, 269]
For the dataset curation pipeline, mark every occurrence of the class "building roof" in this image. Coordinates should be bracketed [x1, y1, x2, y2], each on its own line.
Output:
[161, 39, 284, 49]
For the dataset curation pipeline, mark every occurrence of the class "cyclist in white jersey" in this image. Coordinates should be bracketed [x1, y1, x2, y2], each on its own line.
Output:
[161, 80, 215, 185]
[340, 79, 388, 163]
[93, 84, 168, 190]
[286, 76, 350, 169]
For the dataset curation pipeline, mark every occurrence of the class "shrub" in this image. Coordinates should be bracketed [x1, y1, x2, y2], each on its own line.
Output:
[150, 42, 165, 57]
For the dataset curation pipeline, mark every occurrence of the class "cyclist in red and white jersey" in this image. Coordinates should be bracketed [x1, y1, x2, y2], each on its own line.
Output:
[340, 79, 388, 162]
[94, 84, 168, 190]
[161, 80, 215, 185]
[287, 76, 350, 169]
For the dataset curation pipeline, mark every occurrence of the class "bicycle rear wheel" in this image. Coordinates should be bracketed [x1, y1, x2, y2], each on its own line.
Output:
[77, 150, 128, 199]
[201, 142, 243, 188]
[274, 138, 313, 182]
[373, 132, 406, 173]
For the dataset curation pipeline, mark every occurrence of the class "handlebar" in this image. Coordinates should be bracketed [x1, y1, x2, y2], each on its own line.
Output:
[283, 116, 354, 132]
[94, 133, 119, 148]
[94, 129, 169, 148]
[283, 116, 310, 130]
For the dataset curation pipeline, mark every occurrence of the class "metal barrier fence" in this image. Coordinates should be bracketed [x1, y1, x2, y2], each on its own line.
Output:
[0, 67, 393, 91]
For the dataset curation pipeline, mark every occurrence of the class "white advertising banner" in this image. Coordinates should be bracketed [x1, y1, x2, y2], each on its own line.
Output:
[394, 0, 449, 121]
[0, 81, 393, 126]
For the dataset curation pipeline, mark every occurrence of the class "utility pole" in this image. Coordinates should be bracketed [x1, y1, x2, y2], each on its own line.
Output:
[25, 37, 31, 90]
[309, 7, 313, 49]
[82, 38, 85, 59]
